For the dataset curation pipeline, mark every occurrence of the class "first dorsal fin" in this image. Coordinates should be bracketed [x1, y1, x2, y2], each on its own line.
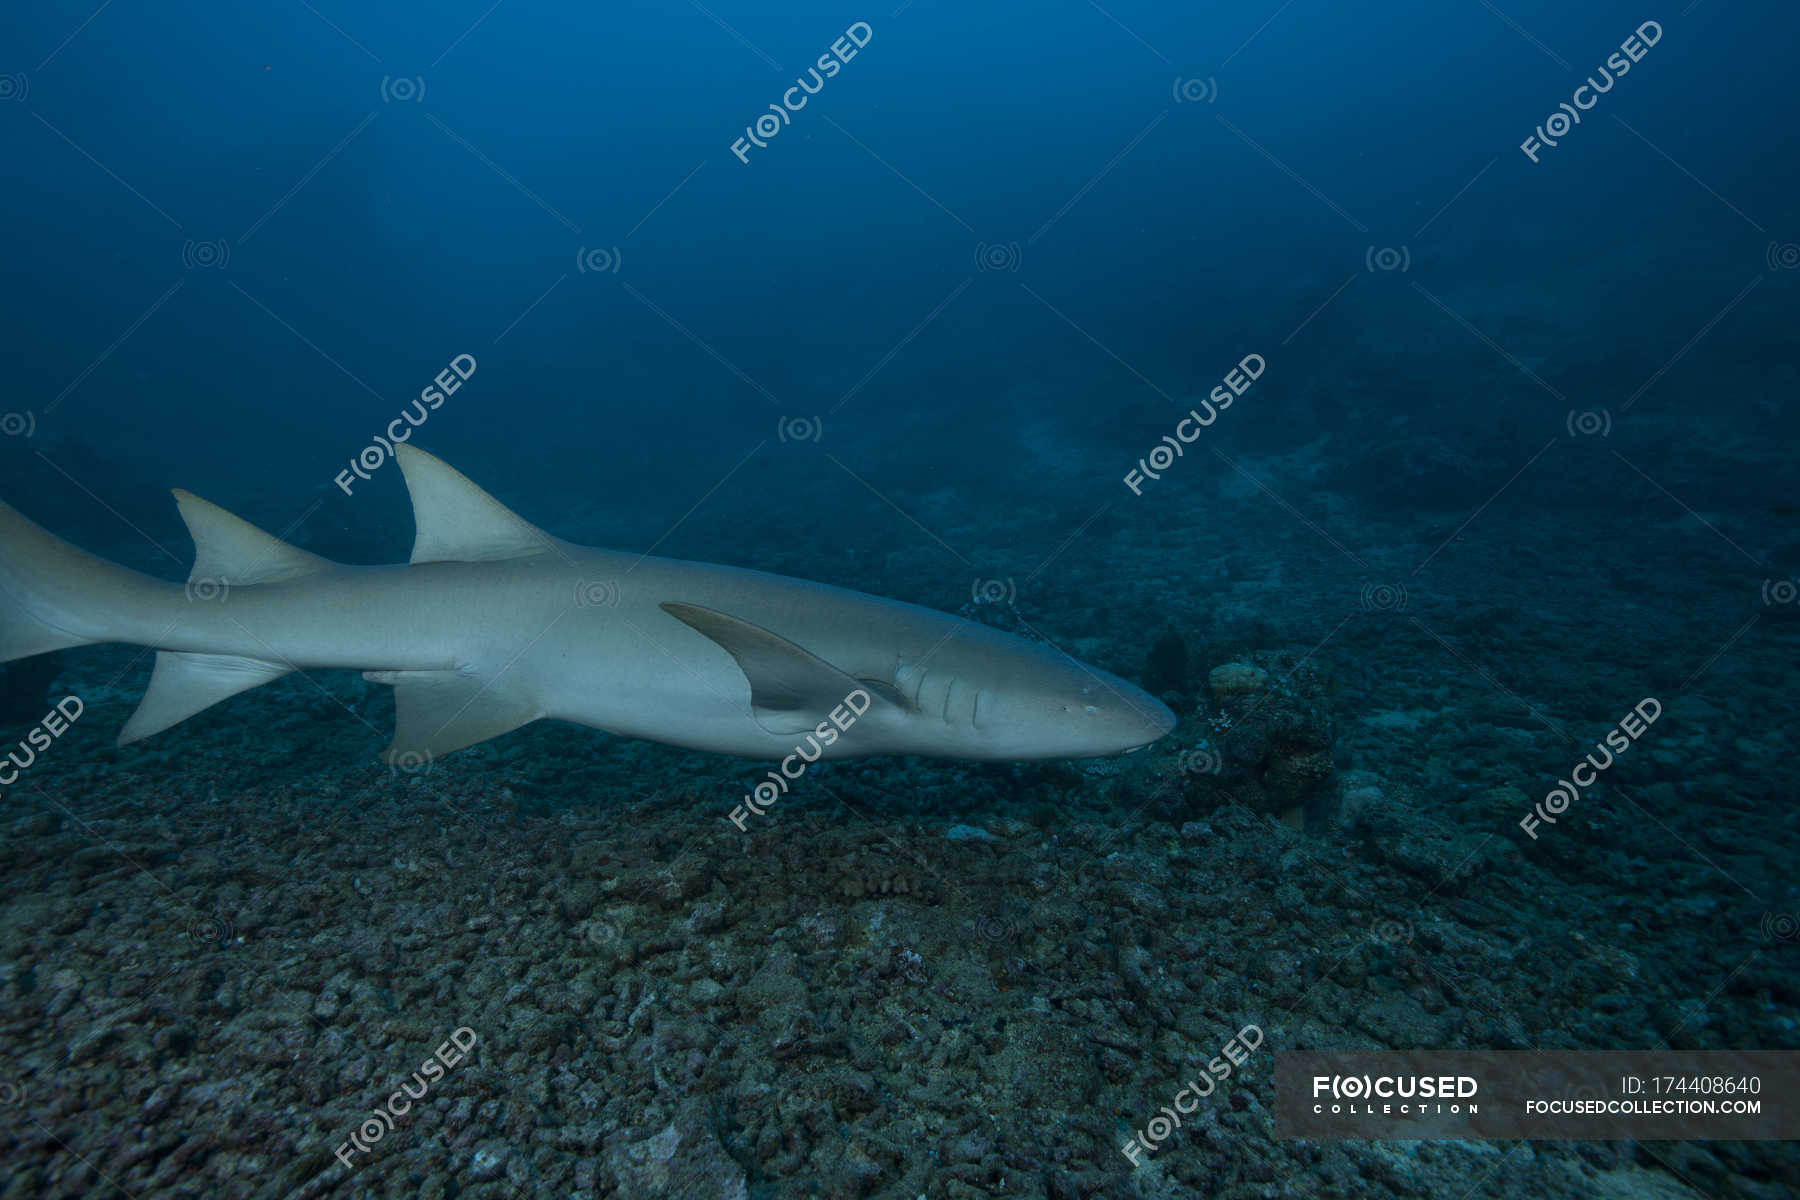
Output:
[394, 445, 557, 564]
[173, 490, 334, 586]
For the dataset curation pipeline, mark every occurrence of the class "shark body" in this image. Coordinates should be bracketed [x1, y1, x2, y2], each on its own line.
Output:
[0, 447, 1176, 765]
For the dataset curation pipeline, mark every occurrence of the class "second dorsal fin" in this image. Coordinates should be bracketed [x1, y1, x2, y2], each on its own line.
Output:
[173, 490, 334, 585]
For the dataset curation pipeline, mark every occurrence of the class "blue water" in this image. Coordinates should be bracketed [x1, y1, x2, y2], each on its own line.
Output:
[4, 2, 1798, 1196]
[6, 1, 1791, 523]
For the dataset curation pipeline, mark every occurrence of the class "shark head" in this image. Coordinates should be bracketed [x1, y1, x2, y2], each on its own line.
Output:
[913, 638, 1177, 761]
[850, 625, 1179, 762]
[659, 600, 1178, 763]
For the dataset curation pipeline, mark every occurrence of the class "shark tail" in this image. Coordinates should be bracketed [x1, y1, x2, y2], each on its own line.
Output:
[0, 498, 130, 665]
[0, 491, 336, 746]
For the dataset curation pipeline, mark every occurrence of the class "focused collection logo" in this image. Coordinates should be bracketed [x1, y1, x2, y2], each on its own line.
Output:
[1310, 1073, 1479, 1115]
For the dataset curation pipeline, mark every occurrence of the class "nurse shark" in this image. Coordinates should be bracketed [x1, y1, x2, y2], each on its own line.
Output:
[0, 447, 1176, 765]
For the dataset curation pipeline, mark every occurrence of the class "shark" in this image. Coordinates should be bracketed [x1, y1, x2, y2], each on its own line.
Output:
[0, 447, 1177, 765]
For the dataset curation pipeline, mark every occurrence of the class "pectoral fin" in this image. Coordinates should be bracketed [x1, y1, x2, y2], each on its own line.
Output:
[659, 601, 875, 736]
[365, 670, 539, 765]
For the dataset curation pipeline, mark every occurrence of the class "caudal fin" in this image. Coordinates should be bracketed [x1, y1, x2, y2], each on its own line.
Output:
[0, 499, 121, 664]
[0, 489, 338, 748]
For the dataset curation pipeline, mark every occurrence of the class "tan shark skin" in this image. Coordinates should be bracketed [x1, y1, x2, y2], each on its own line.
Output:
[0, 446, 1176, 764]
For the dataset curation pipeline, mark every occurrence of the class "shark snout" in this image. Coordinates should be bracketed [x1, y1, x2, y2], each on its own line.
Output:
[1126, 692, 1179, 751]
[1045, 668, 1178, 759]
[1110, 687, 1177, 754]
